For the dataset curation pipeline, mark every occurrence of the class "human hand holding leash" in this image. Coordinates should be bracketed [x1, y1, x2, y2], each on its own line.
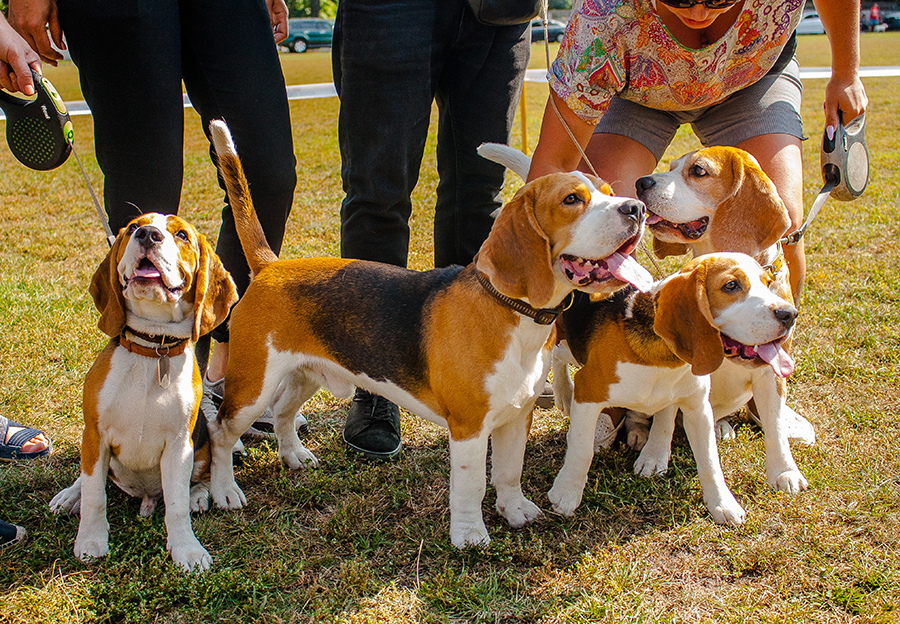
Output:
[0, 15, 41, 95]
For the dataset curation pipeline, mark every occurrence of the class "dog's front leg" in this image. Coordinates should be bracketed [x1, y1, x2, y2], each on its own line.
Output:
[548, 401, 603, 516]
[448, 432, 491, 548]
[680, 396, 745, 525]
[752, 370, 808, 494]
[491, 411, 541, 529]
[161, 436, 212, 572]
[633, 404, 678, 477]
[74, 446, 111, 563]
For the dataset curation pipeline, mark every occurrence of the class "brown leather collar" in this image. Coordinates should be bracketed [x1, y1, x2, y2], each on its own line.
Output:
[476, 270, 572, 326]
[118, 333, 189, 359]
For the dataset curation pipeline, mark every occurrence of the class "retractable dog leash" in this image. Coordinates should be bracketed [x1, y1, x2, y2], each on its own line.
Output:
[782, 112, 869, 245]
[0, 70, 114, 244]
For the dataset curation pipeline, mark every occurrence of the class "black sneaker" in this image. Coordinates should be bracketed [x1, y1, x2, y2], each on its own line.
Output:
[343, 388, 402, 461]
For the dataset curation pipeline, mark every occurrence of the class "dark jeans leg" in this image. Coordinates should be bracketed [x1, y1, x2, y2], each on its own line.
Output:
[333, 0, 458, 267]
[57, 0, 185, 234]
[180, 0, 297, 303]
[434, 16, 530, 268]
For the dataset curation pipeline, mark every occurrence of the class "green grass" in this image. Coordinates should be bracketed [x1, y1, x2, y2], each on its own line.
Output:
[1, 37, 899, 623]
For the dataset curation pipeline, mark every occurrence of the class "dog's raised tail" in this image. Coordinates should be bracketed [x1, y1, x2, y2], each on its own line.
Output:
[209, 120, 278, 276]
[477, 143, 532, 181]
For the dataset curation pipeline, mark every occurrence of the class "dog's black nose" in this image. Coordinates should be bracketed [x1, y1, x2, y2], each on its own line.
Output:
[618, 199, 645, 221]
[635, 176, 655, 196]
[135, 225, 164, 248]
[774, 305, 798, 328]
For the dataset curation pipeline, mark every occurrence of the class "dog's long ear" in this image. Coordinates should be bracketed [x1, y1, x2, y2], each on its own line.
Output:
[476, 182, 556, 308]
[90, 235, 128, 337]
[654, 260, 724, 376]
[192, 234, 239, 342]
[653, 237, 689, 259]
[709, 150, 791, 255]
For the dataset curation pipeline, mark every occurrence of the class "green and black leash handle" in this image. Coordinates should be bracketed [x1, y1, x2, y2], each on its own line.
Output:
[0, 69, 114, 244]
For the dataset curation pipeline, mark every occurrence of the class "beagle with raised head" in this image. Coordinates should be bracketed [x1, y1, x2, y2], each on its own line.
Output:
[50, 214, 238, 571]
[206, 120, 652, 547]
[550, 253, 798, 525]
[632, 146, 811, 494]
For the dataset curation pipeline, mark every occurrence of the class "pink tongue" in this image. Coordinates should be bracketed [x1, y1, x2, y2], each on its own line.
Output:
[756, 342, 795, 377]
[134, 265, 161, 279]
[605, 252, 653, 292]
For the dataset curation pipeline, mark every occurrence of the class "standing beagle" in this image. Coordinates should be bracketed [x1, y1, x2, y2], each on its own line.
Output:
[550, 253, 798, 524]
[205, 121, 652, 547]
[50, 214, 237, 571]
[632, 146, 811, 494]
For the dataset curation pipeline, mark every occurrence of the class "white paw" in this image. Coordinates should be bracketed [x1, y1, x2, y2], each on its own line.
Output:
[190, 482, 210, 513]
[212, 481, 247, 510]
[75, 537, 109, 562]
[633, 448, 670, 477]
[449, 521, 490, 548]
[169, 539, 212, 572]
[706, 494, 746, 526]
[783, 409, 816, 446]
[279, 441, 319, 470]
[231, 438, 247, 455]
[715, 418, 736, 441]
[547, 483, 582, 517]
[495, 495, 541, 528]
[49, 485, 82, 515]
[771, 469, 808, 495]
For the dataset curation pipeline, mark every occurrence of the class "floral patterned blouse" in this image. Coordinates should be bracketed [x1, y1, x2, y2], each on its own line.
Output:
[550, 0, 805, 123]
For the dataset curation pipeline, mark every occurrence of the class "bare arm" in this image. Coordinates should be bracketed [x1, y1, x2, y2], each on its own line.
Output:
[812, 0, 868, 134]
[527, 91, 597, 181]
[267, 0, 290, 44]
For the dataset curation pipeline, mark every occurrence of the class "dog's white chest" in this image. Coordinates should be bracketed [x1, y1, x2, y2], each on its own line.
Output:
[484, 319, 550, 423]
[97, 348, 196, 473]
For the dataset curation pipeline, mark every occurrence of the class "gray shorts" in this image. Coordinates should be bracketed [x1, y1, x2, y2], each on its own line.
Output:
[594, 57, 804, 162]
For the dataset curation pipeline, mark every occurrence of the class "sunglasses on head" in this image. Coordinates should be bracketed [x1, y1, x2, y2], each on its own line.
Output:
[657, 0, 741, 9]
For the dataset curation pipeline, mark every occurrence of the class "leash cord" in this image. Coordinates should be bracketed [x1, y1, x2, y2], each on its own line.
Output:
[69, 137, 115, 246]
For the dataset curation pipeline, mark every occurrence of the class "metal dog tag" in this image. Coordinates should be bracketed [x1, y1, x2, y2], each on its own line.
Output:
[157, 355, 171, 388]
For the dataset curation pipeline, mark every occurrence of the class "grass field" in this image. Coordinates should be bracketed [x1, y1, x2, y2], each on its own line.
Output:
[0, 33, 898, 623]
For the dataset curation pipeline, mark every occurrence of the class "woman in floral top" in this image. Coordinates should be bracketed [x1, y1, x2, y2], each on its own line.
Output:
[529, 0, 868, 301]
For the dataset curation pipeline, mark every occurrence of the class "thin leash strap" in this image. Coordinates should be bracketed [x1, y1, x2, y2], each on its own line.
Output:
[69, 136, 115, 246]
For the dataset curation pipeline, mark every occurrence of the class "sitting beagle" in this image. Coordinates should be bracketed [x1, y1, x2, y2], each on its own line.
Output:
[550, 253, 798, 525]
[632, 146, 811, 494]
[205, 120, 652, 547]
[50, 214, 238, 571]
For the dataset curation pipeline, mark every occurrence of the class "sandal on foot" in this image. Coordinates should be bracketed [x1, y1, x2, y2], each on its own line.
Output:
[0, 416, 51, 461]
[0, 520, 27, 548]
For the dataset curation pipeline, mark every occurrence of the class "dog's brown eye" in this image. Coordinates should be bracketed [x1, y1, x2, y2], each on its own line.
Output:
[722, 280, 741, 293]
[126, 223, 139, 235]
[562, 193, 581, 205]
[689, 164, 708, 177]
[175, 230, 189, 242]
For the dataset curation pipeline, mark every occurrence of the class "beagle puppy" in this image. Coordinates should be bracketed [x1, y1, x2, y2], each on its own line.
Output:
[631, 146, 811, 494]
[50, 214, 238, 571]
[550, 253, 798, 525]
[206, 120, 651, 547]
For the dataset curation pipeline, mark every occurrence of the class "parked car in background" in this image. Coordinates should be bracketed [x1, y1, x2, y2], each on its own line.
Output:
[882, 11, 900, 30]
[285, 18, 333, 53]
[795, 12, 826, 35]
[531, 18, 567, 42]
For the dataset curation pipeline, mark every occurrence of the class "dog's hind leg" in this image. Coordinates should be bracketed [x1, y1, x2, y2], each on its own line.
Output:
[491, 410, 542, 529]
[271, 369, 320, 469]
